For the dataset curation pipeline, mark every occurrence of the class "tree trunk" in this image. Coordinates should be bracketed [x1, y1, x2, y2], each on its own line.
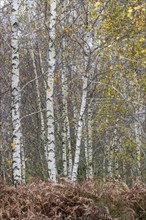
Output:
[46, 0, 57, 182]
[11, 0, 23, 184]
[87, 103, 93, 179]
[71, 22, 93, 181]
[61, 1, 72, 178]
[71, 75, 88, 181]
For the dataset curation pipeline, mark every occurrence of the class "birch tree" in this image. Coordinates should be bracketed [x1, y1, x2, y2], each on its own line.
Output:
[60, 0, 73, 178]
[87, 103, 93, 179]
[11, 0, 23, 184]
[134, 91, 145, 180]
[71, 0, 94, 181]
[46, 0, 57, 182]
[71, 75, 88, 181]
[61, 67, 72, 177]
[71, 34, 92, 181]
[84, 102, 93, 179]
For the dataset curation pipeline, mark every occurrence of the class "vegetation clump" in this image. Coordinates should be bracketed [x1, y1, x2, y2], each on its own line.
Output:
[0, 179, 146, 220]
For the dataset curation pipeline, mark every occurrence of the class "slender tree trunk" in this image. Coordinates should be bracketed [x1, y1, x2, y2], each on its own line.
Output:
[11, 0, 23, 184]
[84, 136, 88, 179]
[87, 103, 93, 179]
[61, 70, 68, 176]
[46, 0, 57, 182]
[135, 106, 143, 180]
[134, 89, 144, 180]
[61, 67, 72, 177]
[61, 1, 72, 177]
[71, 23, 93, 181]
[84, 103, 93, 179]
[71, 75, 88, 181]
[84, 116, 89, 179]
[61, 2, 68, 176]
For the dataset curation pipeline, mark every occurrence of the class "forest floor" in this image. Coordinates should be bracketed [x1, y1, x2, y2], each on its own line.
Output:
[0, 179, 146, 220]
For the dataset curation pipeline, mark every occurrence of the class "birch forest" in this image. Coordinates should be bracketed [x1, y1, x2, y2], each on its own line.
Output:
[0, 0, 146, 185]
[0, 0, 146, 219]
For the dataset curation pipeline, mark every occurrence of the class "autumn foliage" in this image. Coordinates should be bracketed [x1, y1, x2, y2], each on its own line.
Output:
[0, 180, 146, 220]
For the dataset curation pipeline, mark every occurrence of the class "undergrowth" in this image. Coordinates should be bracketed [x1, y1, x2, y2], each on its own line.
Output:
[0, 179, 146, 219]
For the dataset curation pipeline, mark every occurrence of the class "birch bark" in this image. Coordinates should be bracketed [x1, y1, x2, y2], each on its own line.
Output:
[84, 103, 93, 179]
[71, 16, 93, 181]
[87, 103, 93, 179]
[46, 0, 57, 182]
[71, 75, 88, 181]
[134, 102, 143, 180]
[11, 0, 22, 184]
[61, 0, 73, 178]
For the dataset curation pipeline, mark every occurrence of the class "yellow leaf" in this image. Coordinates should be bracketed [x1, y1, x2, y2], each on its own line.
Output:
[141, 49, 146, 54]
[11, 142, 16, 151]
[54, 77, 57, 82]
[94, 2, 102, 8]
[127, 7, 133, 18]
[139, 37, 144, 42]
[128, 7, 133, 13]
[134, 5, 141, 10]
[7, 160, 12, 165]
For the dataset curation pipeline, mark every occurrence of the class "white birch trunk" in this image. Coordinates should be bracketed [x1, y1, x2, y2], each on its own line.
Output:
[71, 24, 92, 181]
[61, 67, 73, 177]
[46, 0, 57, 182]
[84, 104, 93, 179]
[84, 135, 89, 179]
[133, 89, 144, 180]
[71, 75, 88, 181]
[73, 100, 78, 135]
[134, 107, 143, 180]
[61, 89, 68, 176]
[11, 0, 22, 184]
[61, 67, 68, 176]
[84, 117, 89, 179]
[87, 103, 93, 179]
[66, 114, 72, 178]
[61, 0, 73, 178]
[61, 1, 68, 176]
